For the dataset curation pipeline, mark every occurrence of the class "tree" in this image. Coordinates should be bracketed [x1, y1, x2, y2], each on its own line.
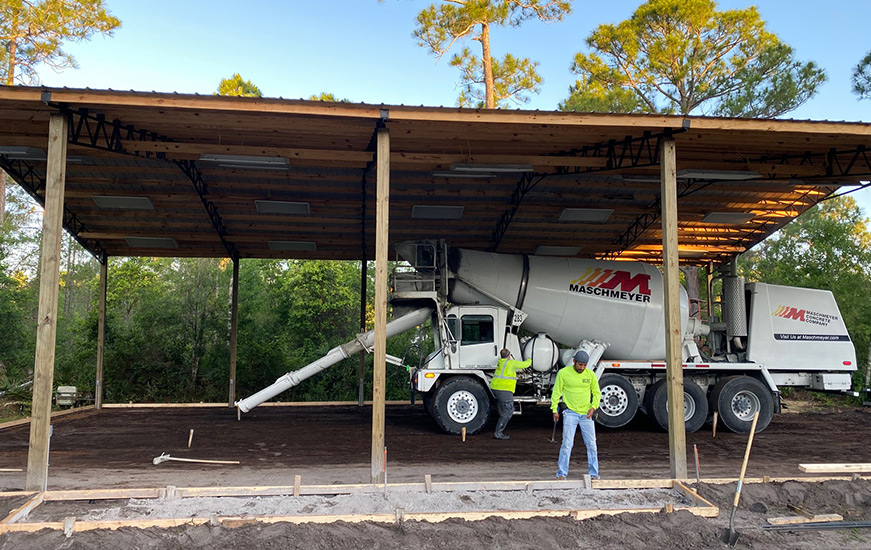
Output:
[0, 0, 120, 85]
[739, 196, 871, 389]
[0, 0, 120, 225]
[412, 1, 572, 108]
[561, 0, 826, 117]
[216, 73, 262, 97]
[853, 50, 871, 100]
[308, 92, 349, 102]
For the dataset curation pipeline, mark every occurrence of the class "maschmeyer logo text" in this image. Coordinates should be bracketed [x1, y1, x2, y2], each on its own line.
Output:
[569, 268, 652, 303]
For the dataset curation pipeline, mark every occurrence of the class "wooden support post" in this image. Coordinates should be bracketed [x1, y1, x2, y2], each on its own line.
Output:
[371, 126, 390, 484]
[660, 135, 688, 480]
[95, 259, 107, 409]
[358, 259, 368, 407]
[228, 258, 239, 406]
[26, 113, 69, 492]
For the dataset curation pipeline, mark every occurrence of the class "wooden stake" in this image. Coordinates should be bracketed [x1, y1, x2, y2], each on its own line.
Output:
[424, 474, 433, 494]
[187, 429, 194, 448]
[461, 427, 466, 442]
[293, 475, 301, 498]
[712, 412, 718, 438]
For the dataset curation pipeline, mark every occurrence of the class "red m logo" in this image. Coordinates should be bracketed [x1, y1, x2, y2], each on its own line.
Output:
[597, 271, 652, 295]
[778, 307, 806, 321]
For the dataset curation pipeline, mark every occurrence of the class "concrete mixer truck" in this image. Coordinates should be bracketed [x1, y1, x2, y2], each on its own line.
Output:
[236, 239, 856, 436]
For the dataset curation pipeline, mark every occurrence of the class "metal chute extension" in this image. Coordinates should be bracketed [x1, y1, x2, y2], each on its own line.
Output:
[235, 306, 433, 413]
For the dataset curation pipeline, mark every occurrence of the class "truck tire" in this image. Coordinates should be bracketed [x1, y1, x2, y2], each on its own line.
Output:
[710, 376, 773, 434]
[422, 391, 435, 418]
[431, 376, 491, 435]
[650, 379, 708, 434]
[595, 374, 638, 428]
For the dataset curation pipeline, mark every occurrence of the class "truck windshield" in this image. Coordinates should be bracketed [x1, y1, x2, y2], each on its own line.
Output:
[461, 315, 494, 345]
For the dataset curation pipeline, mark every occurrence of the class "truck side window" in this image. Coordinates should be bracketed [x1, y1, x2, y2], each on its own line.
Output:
[447, 316, 458, 341]
[461, 315, 494, 345]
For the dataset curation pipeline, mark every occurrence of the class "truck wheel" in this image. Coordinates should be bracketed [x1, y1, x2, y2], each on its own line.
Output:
[422, 391, 435, 418]
[595, 374, 638, 428]
[710, 376, 773, 434]
[650, 379, 709, 433]
[431, 376, 491, 435]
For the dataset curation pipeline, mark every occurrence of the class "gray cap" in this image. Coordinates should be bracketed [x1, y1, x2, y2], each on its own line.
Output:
[573, 350, 589, 363]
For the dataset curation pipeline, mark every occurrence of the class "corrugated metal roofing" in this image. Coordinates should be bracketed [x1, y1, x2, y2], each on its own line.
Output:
[0, 85, 869, 264]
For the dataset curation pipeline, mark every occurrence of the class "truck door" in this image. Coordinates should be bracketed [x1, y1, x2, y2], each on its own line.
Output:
[457, 312, 498, 369]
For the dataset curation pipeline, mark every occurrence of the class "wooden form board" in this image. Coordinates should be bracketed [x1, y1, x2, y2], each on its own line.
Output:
[0, 502, 717, 534]
[9, 474, 862, 533]
[0, 492, 44, 525]
[799, 463, 871, 473]
[0, 405, 97, 431]
[767, 513, 843, 525]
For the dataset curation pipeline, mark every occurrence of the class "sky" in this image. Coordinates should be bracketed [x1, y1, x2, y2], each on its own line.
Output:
[29, 0, 871, 213]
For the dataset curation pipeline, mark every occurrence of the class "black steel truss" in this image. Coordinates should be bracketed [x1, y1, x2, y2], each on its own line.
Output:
[0, 155, 107, 263]
[553, 128, 685, 175]
[65, 107, 171, 159]
[491, 129, 687, 252]
[749, 145, 871, 179]
[490, 173, 545, 252]
[600, 179, 718, 261]
[174, 159, 238, 260]
[49, 102, 238, 259]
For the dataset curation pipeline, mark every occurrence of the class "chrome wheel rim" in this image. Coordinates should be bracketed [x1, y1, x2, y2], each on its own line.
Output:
[730, 390, 760, 421]
[447, 390, 478, 423]
[600, 384, 629, 417]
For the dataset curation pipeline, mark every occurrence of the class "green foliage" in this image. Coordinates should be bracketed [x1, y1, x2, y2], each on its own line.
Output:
[412, 0, 572, 108]
[452, 49, 541, 107]
[308, 92, 350, 102]
[0, 0, 121, 85]
[739, 196, 871, 388]
[216, 73, 262, 97]
[562, 0, 825, 117]
[854, 50, 871, 100]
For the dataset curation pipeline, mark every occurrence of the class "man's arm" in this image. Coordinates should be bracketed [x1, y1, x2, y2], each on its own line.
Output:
[588, 371, 602, 416]
[551, 370, 563, 419]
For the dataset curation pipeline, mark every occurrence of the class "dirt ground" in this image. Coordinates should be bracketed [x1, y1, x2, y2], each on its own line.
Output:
[2, 401, 871, 548]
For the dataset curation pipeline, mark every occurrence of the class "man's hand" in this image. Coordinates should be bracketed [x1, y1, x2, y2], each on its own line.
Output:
[586, 408, 595, 419]
[552, 412, 559, 422]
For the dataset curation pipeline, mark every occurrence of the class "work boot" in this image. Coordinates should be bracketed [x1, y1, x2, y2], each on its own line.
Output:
[494, 433, 510, 440]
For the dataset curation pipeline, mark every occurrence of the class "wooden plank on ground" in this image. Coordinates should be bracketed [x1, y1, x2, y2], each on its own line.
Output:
[0, 469, 23, 472]
[0, 492, 44, 524]
[767, 513, 844, 525]
[43, 488, 163, 501]
[799, 463, 871, 474]
[673, 481, 718, 510]
[0, 405, 96, 431]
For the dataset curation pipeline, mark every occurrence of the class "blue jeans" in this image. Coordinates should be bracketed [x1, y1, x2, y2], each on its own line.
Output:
[557, 409, 599, 478]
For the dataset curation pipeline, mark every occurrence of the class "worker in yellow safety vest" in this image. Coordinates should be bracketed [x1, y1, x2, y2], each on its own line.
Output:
[489, 348, 532, 440]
